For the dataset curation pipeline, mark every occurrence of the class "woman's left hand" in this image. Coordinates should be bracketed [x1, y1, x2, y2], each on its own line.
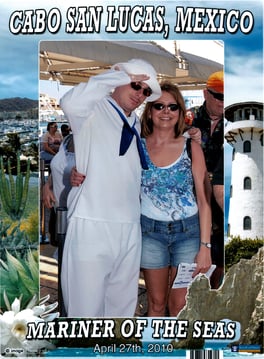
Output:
[192, 247, 212, 277]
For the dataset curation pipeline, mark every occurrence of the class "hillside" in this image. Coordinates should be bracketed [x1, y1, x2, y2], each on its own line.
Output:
[0, 97, 38, 111]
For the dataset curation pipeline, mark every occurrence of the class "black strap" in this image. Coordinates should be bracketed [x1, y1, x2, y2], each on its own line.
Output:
[186, 138, 196, 196]
[186, 138, 192, 160]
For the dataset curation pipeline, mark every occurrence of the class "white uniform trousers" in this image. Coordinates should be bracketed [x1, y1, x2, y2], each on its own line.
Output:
[61, 218, 142, 317]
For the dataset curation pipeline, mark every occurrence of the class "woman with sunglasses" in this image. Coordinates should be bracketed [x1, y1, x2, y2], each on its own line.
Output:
[140, 81, 212, 316]
[40, 121, 63, 163]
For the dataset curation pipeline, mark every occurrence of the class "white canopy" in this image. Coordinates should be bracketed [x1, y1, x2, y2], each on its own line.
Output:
[39, 40, 223, 90]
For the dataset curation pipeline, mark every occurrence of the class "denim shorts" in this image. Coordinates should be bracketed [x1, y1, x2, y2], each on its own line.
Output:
[140, 213, 200, 269]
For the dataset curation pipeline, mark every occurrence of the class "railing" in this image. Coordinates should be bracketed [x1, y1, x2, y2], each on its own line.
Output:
[40, 159, 50, 244]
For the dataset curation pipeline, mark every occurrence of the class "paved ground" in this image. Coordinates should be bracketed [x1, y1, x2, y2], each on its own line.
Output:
[40, 243, 59, 305]
[40, 242, 148, 316]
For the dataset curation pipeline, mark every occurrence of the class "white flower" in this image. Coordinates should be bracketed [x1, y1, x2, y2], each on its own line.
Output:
[0, 293, 59, 356]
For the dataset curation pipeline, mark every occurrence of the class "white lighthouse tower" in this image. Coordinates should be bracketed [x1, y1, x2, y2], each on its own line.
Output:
[225, 101, 263, 239]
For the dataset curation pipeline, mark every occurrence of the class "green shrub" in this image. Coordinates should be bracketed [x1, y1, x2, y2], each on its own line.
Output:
[20, 210, 39, 244]
[225, 236, 264, 270]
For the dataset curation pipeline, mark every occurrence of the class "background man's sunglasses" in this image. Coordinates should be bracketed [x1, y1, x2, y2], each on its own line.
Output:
[152, 103, 179, 111]
[207, 88, 224, 101]
[130, 82, 152, 97]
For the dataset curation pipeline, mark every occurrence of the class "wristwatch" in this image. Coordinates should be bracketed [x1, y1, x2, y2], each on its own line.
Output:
[201, 241, 212, 248]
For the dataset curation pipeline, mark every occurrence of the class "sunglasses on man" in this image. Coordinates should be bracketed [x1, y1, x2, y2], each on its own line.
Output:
[207, 88, 224, 101]
[130, 82, 152, 97]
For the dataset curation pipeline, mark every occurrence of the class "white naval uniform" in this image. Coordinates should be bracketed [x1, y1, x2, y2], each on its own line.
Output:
[60, 70, 142, 317]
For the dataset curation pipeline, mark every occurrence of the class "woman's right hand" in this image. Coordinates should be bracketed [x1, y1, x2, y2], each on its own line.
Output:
[70, 167, 86, 187]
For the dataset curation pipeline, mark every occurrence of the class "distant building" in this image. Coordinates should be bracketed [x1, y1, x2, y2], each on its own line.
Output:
[225, 101, 263, 239]
[39, 93, 61, 111]
[39, 94, 63, 122]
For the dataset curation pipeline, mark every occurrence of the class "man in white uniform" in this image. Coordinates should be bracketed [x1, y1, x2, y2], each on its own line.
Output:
[60, 59, 161, 317]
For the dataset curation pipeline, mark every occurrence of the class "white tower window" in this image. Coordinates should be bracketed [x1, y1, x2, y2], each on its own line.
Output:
[243, 140, 251, 153]
[232, 148, 235, 160]
[243, 216, 252, 230]
[244, 177, 252, 190]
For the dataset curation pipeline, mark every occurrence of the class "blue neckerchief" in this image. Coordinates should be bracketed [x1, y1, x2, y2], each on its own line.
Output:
[108, 100, 148, 170]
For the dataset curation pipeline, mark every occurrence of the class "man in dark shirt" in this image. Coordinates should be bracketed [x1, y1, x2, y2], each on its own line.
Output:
[193, 71, 224, 289]
[212, 147, 224, 211]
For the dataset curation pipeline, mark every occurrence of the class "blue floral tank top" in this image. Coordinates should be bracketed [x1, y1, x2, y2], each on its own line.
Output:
[141, 137, 198, 221]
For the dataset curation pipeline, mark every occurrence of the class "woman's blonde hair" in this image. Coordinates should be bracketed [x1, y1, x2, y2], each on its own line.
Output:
[141, 81, 186, 138]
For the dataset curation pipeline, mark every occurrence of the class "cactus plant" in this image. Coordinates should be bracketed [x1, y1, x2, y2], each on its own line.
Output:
[0, 249, 39, 312]
[0, 153, 30, 221]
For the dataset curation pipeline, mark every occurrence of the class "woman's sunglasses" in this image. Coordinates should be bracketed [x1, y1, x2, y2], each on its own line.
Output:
[152, 103, 179, 111]
[207, 88, 224, 101]
[130, 82, 152, 97]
